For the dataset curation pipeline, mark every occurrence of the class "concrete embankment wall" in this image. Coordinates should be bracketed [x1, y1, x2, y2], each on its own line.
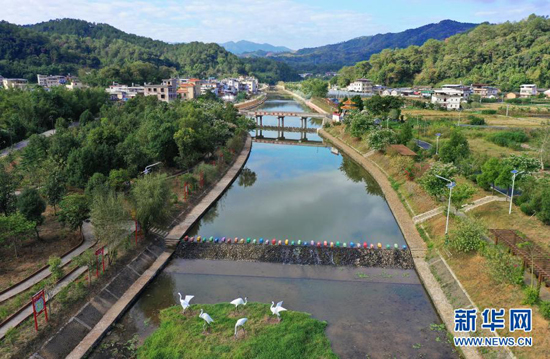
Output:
[176, 243, 415, 269]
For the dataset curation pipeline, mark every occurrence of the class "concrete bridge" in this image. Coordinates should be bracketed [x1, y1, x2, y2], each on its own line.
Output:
[241, 110, 329, 131]
[256, 125, 317, 133]
[252, 136, 326, 147]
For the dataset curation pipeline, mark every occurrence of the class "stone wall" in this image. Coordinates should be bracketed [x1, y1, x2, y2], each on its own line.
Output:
[175, 243, 414, 269]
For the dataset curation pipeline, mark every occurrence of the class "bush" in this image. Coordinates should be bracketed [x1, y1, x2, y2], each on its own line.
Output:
[439, 130, 470, 164]
[419, 162, 458, 197]
[48, 256, 63, 282]
[480, 109, 497, 115]
[488, 131, 528, 149]
[468, 115, 486, 126]
[482, 245, 524, 285]
[367, 128, 397, 150]
[523, 287, 539, 305]
[193, 163, 218, 185]
[540, 301, 550, 320]
[449, 217, 485, 253]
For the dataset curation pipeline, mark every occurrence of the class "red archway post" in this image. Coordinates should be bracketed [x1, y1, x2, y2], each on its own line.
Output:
[32, 289, 48, 331]
[183, 182, 189, 201]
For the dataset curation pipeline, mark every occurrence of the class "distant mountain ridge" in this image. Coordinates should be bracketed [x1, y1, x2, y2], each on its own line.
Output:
[221, 40, 292, 55]
[271, 20, 478, 72]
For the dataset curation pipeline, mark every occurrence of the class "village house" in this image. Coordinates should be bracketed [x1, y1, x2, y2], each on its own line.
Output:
[471, 84, 499, 98]
[37, 74, 67, 88]
[2, 78, 28, 90]
[347, 78, 373, 93]
[520, 84, 537, 97]
[144, 78, 179, 103]
[106, 83, 145, 101]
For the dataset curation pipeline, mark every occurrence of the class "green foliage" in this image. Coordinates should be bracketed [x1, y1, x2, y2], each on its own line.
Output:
[138, 303, 337, 359]
[481, 245, 524, 285]
[17, 188, 46, 229]
[367, 128, 397, 150]
[58, 194, 89, 233]
[194, 163, 218, 185]
[131, 174, 172, 233]
[398, 122, 413, 144]
[439, 130, 470, 164]
[48, 256, 63, 282]
[523, 287, 539, 305]
[480, 110, 497, 115]
[0, 165, 17, 215]
[301, 78, 328, 98]
[364, 95, 404, 117]
[468, 115, 486, 126]
[42, 162, 66, 213]
[450, 183, 476, 208]
[503, 154, 540, 174]
[90, 189, 130, 252]
[476, 158, 501, 190]
[540, 301, 550, 320]
[337, 15, 550, 90]
[0, 212, 36, 256]
[449, 217, 485, 253]
[488, 131, 528, 149]
[419, 162, 457, 197]
[347, 111, 374, 138]
[516, 176, 550, 224]
[108, 169, 131, 191]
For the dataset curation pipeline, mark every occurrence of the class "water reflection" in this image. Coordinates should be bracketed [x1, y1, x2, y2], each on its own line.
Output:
[238, 167, 257, 188]
[339, 156, 384, 197]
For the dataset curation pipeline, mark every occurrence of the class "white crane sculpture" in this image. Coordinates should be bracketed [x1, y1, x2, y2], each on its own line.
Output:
[230, 297, 247, 312]
[234, 318, 248, 338]
[199, 309, 214, 332]
[270, 301, 287, 322]
[178, 293, 194, 314]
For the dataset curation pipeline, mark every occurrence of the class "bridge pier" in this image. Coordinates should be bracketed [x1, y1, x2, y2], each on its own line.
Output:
[301, 117, 308, 130]
[256, 115, 263, 127]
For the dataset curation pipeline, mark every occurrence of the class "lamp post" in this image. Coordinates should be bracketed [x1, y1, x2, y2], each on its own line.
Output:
[509, 169, 524, 215]
[435, 133, 442, 155]
[435, 174, 455, 235]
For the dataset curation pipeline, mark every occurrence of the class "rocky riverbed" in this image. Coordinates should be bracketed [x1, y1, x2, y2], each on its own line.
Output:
[175, 242, 414, 269]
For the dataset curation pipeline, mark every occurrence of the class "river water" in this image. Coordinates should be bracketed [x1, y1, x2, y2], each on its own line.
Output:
[90, 93, 456, 358]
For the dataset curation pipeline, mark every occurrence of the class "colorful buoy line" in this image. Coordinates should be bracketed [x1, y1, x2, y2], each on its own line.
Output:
[181, 236, 407, 250]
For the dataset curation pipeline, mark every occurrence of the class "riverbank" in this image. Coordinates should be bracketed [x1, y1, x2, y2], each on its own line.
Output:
[318, 129, 481, 359]
[176, 242, 414, 269]
[276, 85, 330, 115]
[54, 135, 252, 359]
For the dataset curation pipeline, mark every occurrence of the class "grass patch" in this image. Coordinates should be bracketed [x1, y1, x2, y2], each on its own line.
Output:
[138, 303, 337, 359]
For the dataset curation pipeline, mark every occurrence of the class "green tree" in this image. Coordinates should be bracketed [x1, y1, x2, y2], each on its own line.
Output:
[0, 212, 35, 257]
[20, 134, 49, 186]
[91, 189, 130, 262]
[449, 183, 476, 208]
[364, 95, 404, 117]
[439, 130, 470, 164]
[420, 162, 458, 197]
[42, 163, 66, 215]
[398, 123, 413, 145]
[48, 256, 63, 282]
[85, 172, 109, 198]
[367, 128, 397, 150]
[131, 174, 172, 234]
[449, 217, 486, 253]
[109, 168, 131, 191]
[0, 165, 17, 215]
[79, 109, 95, 126]
[476, 158, 501, 192]
[348, 111, 374, 138]
[17, 188, 46, 239]
[58, 194, 89, 238]
[301, 78, 328, 98]
[73, 249, 95, 286]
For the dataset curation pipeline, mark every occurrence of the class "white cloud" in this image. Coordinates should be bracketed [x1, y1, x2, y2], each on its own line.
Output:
[0, 0, 381, 48]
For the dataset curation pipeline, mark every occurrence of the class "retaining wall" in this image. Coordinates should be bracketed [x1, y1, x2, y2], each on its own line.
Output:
[175, 243, 414, 269]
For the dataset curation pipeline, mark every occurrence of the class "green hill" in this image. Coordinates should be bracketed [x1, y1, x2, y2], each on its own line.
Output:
[0, 19, 299, 85]
[271, 20, 477, 72]
[335, 15, 550, 91]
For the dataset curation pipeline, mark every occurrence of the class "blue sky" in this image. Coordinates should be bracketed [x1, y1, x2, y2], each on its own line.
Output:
[1, 0, 548, 48]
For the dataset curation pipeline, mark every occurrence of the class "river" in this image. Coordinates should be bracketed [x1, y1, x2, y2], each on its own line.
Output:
[90, 93, 456, 358]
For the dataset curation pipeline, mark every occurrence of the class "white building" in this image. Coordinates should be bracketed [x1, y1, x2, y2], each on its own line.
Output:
[347, 79, 373, 93]
[2, 78, 28, 90]
[106, 83, 145, 101]
[520, 84, 537, 98]
[37, 74, 67, 88]
[471, 84, 499, 98]
[238, 76, 258, 94]
[431, 89, 464, 110]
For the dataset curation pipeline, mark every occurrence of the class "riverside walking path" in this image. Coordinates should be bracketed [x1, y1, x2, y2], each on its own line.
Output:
[56, 135, 252, 359]
[0, 222, 96, 304]
[319, 129, 481, 359]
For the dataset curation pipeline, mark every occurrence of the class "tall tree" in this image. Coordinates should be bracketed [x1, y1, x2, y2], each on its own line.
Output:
[0, 212, 36, 257]
[0, 165, 17, 215]
[439, 130, 470, 164]
[131, 174, 172, 234]
[42, 162, 66, 215]
[17, 188, 46, 239]
[58, 194, 89, 238]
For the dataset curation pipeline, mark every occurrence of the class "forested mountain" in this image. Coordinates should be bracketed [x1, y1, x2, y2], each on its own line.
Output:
[0, 19, 299, 85]
[270, 20, 477, 72]
[335, 15, 550, 92]
[221, 40, 291, 55]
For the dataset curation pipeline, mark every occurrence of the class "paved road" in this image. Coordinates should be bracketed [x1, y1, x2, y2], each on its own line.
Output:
[0, 222, 96, 304]
[0, 122, 79, 158]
